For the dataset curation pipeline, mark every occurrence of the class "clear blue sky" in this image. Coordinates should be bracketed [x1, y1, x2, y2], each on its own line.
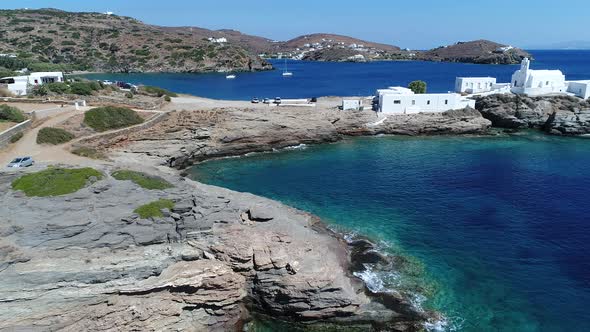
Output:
[3, 0, 588, 49]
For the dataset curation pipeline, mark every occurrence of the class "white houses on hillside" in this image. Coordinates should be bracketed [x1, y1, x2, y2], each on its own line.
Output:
[0, 72, 64, 96]
[376, 87, 475, 114]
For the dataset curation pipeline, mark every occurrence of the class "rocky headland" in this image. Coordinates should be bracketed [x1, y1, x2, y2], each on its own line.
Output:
[475, 94, 590, 135]
[417, 40, 532, 65]
[73, 104, 491, 169]
[0, 166, 437, 331]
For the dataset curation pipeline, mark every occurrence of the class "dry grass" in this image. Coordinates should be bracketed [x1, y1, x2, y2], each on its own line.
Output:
[0, 87, 14, 98]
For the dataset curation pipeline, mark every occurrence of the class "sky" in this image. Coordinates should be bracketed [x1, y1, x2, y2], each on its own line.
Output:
[2, 0, 588, 49]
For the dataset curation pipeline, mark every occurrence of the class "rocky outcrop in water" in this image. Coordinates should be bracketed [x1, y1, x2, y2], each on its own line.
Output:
[0, 168, 433, 331]
[475, 94, 590, 135]
[76, 106, 490, 169]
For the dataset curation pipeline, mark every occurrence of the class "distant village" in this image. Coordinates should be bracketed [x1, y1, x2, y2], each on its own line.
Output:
[261, 37, 407, 62]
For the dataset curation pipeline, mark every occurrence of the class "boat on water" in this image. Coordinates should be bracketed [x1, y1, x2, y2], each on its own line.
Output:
[226, 74, 236, 79]
[282, 59, 293, 77]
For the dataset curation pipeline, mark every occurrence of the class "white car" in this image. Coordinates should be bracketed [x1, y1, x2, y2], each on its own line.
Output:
[7, 156, 34, 168]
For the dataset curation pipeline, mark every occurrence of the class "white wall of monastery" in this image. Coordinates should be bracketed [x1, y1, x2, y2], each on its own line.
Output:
[378, 89, 475, 114]
[455, 77, 497, 94]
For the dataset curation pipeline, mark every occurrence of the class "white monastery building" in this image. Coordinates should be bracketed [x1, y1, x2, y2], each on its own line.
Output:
[456, 77, 497, 94]
[567, 80, 590, 99]
[454, 58, 590, 99]
[0, 72, 64, 96]
[510, 58, 568, 96]
[376, 87, 475, 114]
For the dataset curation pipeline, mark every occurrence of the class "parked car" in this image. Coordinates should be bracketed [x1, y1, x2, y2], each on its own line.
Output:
[263, 98, 271, 104]
[274, 97, 282, 104]
[102, 80, 114, 85]
[251, 97, 260, 104]
[7, 156, 34, 168]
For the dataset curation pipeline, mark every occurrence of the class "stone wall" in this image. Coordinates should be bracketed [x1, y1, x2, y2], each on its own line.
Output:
[0, 120, 31, 148]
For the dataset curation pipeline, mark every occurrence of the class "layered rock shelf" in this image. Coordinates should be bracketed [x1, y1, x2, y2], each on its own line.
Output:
[0, 170, 434, 331]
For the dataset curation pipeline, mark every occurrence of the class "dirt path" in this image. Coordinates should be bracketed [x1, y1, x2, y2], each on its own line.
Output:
[0, 107, 107, 167]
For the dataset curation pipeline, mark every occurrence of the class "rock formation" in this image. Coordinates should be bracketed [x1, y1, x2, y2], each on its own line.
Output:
[417, 40, 532, 65]
[475, 94, 590, 135]
[0, 169, 434, 331]
[75, 106, 491, 169]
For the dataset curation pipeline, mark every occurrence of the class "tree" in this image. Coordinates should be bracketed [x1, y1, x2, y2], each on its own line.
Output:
[408, 80, 427, 94]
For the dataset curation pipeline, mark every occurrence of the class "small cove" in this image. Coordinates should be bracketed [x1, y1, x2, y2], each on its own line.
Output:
[190, 133, 590, 331]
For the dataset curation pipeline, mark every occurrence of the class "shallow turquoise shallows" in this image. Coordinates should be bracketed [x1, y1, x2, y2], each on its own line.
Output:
[190, 133, 590, 332]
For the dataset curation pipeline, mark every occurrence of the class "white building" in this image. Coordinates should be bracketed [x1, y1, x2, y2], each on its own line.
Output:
[0, 72, 64, 96]
[455, 77, 497, 94]
[376, 86, 475, 114]
[567, 80, 590, 99]
[342, 99, 361, 110]
[208, 37, 227, 44]
[511, 58, 568, 96]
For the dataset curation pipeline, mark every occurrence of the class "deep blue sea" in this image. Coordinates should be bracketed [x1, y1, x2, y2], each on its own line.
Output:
[190, 133, 590, 332]
[83, 50, 590, 100]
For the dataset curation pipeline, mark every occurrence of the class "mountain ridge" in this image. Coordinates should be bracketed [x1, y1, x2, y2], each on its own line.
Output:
[0, 8, 532, 74]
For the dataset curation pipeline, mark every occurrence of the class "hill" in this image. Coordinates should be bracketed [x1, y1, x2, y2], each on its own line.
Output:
[417, 40, 532, 64]
[252, 33, 410, 61]
[0, 8, 271, 73]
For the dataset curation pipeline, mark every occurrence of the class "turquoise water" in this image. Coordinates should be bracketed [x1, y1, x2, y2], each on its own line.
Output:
[190, 133, 590, 331]
[83, 50, 590, 100]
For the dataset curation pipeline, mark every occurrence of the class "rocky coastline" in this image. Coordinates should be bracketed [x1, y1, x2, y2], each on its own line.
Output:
[0, 166, 438, 331]
[4, 93, 590, 331]
[75, 105, 491, 170]
[475, 94, 590, 135]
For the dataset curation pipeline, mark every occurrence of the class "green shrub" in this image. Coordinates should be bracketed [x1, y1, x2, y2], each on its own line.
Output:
[0, 104, 26, 122]
[31, 85, 49, 96]
[11, 167, 103, 197]
[164, 95, 171, 102]
[15, 26, 34, 33]
[112, 170, 173, 190]
[61, 40, 76, 46]
[37, 127, 75, 145]
[71, 147, 107, 160]
[140, 85, 178, 97]
[45, 82, 70, 94]
[125, 92, 133, 99]
[408, 80, 427, 94]
[134, 49, 150, 56]
[84, 106, 144, 132]
[134, 199, 175, 219]
[9, 132, 23, 143]
[70, 82, 93, 95]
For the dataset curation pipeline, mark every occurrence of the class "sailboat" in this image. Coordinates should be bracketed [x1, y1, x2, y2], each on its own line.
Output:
[282, 59, 293, 77]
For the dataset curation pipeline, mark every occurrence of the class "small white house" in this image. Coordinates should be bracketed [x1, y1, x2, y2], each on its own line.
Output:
[511, 58, 568, 96]
[566, 80, 590, 99]
[0, 76, 28, 96]
[455, 77, 497, 94]
[0, 72, 63, 96]
[376, 87, 475, 114]
[208, 37, 227, 44]
[342, 99, 361, 110]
